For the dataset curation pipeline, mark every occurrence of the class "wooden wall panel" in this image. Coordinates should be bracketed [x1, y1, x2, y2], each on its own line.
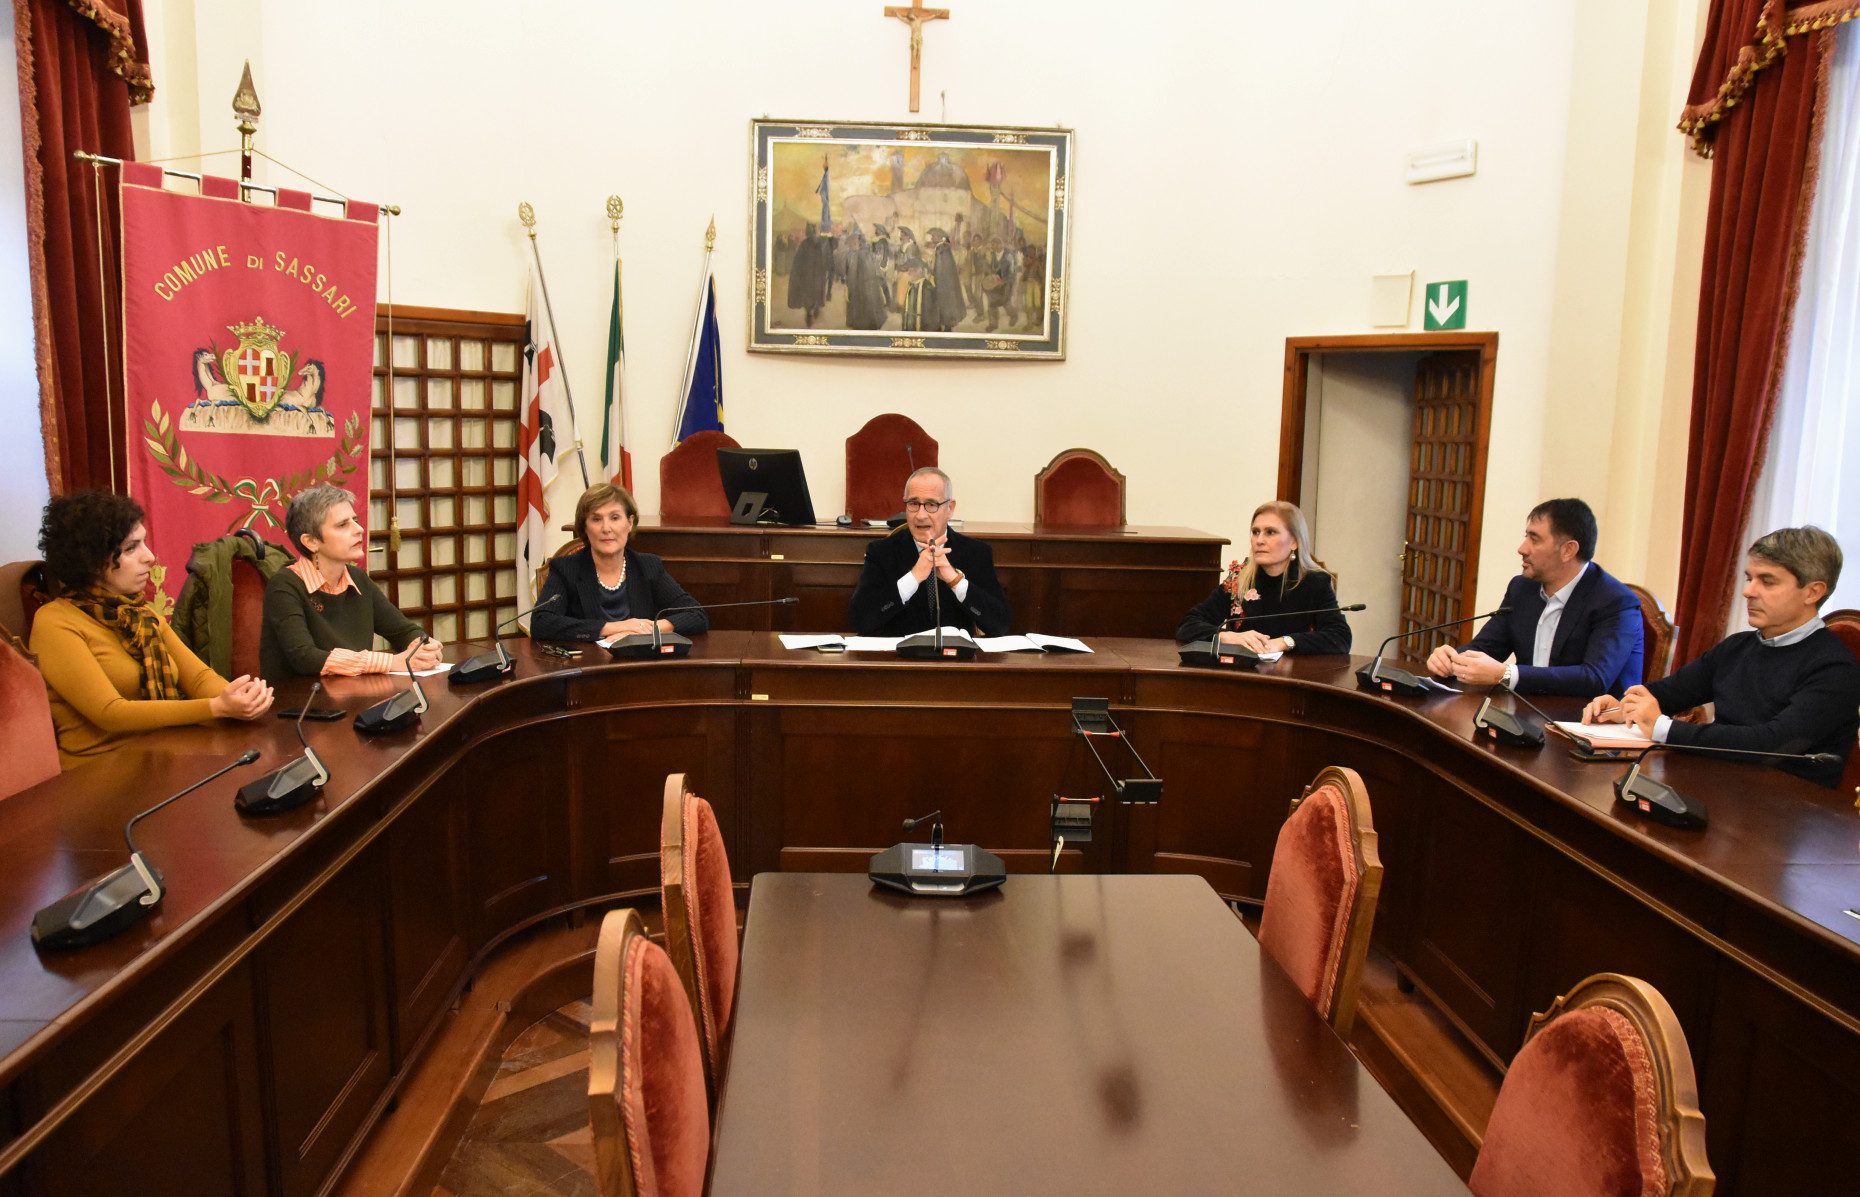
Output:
[255, 844, 391, 1197]
[575, 708, 739, 902]
[463, 726, 575, 949]
[30, 965, 266, 1197]
[385, 785, 468, 1068]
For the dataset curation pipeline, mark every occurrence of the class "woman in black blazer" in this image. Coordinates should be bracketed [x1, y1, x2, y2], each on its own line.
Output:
[530, 484, 710, 641]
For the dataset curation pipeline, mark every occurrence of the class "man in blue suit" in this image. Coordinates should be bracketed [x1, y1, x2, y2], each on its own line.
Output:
[1425, 498, 1643, 696]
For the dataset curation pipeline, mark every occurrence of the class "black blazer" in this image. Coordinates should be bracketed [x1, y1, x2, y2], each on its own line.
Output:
[848, 526, 1013, 636]
[529, 549, 709, 642]
[1174, 568, 1351, 654]
[1459, 563, 1643, 695]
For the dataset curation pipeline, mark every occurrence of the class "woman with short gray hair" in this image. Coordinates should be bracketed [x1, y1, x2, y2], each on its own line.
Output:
[259, 484, 443, 684]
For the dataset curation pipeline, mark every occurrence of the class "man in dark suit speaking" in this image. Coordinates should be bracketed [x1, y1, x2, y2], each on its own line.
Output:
[848, 467, 1013, 637]
[1425, 497, 1643, 695]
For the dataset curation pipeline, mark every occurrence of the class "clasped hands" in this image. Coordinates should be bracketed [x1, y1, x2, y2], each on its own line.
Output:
[913, 537, 962, 587]
[209, 674, 274, 721]
[599, 618, 662, 639]
[1218, 629, 1287, 654]
[1580, 685, 1663, 738]
[1425, 645, 1509, 686]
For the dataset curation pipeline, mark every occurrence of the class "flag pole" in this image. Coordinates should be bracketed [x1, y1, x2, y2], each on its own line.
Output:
[517, 202, 591, 488]
[604, 195, 629, 488]
[673, 217, 717, 441]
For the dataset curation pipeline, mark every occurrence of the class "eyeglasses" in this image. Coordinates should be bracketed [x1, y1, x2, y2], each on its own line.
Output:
[904, 499, 949, 513]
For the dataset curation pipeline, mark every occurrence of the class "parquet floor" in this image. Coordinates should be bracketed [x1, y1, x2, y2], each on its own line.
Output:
[432, 1000, 599, 1197]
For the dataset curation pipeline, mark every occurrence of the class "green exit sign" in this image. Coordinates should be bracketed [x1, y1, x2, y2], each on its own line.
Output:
[1423, 280, 1467, 330]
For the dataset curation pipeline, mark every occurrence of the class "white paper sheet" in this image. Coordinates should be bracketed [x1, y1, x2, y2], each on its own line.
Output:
[842, 635, 904, 652]
[1550, 720, 1653, 748]
[1029, 634, 1092, 653]
[778, 634, 848, 649]
[976, 636, 1040, 653]
[411, 662, 454, 676]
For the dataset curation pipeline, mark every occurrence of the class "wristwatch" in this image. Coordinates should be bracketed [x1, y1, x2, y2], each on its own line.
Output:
[1281, 635, 1296, 653]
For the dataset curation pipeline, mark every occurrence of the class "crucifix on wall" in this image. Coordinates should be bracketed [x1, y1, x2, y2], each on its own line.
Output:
[883, 0, 950, 113]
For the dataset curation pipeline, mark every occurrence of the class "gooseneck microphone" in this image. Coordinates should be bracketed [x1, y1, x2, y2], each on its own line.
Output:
[453, 594, 561, 685]
[1355, 608, 1511, 696]
[354, 641, 431, 735]
[902, 809, 944, 851]
[1472, 682, 1560, 748]
[237, 681, 330, 815]
[1178, 603, 1367, 669]
[606, 596, 800, 660]
[33, 750, 262, 950]
[1603, 741, 1842, 830]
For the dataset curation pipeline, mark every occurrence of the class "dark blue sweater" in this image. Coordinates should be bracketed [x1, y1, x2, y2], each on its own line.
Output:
[1646, 627, 1860, 787]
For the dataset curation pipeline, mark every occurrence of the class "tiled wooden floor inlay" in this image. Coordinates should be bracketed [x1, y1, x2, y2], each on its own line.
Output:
[434, 999, 598, 1197]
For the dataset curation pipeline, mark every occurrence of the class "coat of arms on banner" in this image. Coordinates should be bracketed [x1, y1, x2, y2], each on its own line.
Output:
[182, 316, 335, 437]
[119, 161, 380, 601]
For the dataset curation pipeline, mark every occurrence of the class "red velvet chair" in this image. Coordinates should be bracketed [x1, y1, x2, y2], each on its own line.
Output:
[660, 772, 739, 1105]
[1033, 448, 1127, 528]
[1825, 608, 1860, 802]
[1256, 765, 1383, 1037]
[0, 632, 59, 798]
[1626, 582, 1678, 684]
[587, 907, 710, 1197]
[659, 429, 740, 521]
[845, 413, 937, 522]
[1470, 973, 1713, 1197]
[0, 560, 51, 641]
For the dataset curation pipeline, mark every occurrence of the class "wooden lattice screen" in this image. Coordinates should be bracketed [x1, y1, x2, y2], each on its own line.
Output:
[368, 305, 525, 645]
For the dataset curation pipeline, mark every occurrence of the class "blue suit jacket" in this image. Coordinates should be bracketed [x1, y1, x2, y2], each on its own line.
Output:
[1459, 563, 1644, 696]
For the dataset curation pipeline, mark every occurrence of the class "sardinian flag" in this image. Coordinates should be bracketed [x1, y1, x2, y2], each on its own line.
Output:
[518, 253, 571, 612]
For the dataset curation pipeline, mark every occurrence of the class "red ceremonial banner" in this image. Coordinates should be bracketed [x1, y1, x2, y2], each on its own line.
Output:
[120, 163, 378, 604]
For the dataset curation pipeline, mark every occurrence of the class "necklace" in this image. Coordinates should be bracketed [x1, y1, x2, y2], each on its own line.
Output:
[597, 556, 627, 592]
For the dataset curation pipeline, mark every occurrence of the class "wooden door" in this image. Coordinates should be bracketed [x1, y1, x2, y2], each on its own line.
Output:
[1397, 352, 1483, 658]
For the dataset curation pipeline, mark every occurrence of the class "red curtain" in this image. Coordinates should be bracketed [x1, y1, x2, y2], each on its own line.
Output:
[1672, 5, 1834, 665]
[13, 0, 152, 496]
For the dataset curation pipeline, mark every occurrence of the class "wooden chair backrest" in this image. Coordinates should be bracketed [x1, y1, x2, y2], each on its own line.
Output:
[1625, 583, 1678, 683]
[0, 560, 50, 642]
[659, 429, 740, 520]
[1824, 609, 1860, 803]
[1033, 447, 1127, 527]
[845, 413, 937, 522]
[1475, 973, 1714, 1196]
[1260, 765, 1383, 1038]
[588, 907, 648, 1197]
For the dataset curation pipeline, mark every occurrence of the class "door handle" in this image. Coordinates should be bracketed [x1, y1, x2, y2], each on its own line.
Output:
[1397, 541, 1411, 570]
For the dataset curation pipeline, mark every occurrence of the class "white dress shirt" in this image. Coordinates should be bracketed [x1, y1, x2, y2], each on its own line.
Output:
[1501, 562, 1589, 690]
[896, 538, 970, 605]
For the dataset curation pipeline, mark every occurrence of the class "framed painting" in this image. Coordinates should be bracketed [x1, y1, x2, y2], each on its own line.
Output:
[749, 119, 1073, 360]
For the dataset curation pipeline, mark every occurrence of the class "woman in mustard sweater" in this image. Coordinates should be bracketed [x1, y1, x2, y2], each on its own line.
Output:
[30, 493, 273, 766]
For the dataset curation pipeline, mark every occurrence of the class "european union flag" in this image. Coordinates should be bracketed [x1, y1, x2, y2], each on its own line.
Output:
[675, 274, 724, 441]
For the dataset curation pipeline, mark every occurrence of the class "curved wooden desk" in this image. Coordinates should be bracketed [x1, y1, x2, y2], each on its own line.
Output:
[0, 635, 1853, 1195]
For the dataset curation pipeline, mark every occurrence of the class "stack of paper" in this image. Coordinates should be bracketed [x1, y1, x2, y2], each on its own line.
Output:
[975, 634, 1094, 654]
[1549, 721, 1653, 750]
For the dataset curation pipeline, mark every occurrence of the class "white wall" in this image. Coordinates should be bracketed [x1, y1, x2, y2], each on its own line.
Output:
[0, 28, 51, 562]
[103, 0, 1705, 618]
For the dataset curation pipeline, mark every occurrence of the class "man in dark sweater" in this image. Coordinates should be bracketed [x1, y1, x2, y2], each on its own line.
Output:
[1582, 526, 1860, 787]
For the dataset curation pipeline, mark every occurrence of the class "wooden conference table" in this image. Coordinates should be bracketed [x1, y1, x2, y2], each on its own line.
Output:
[708, 872, 1468, 1195]
[633, 518, 1228, 640]
[0, 634, 1855, 1195]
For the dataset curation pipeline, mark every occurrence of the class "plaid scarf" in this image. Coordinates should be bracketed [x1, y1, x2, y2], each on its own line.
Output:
[69, 586, 186, 701]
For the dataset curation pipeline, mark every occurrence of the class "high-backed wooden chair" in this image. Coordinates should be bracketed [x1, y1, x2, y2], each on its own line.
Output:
[1625, 583, 1678, 683]
[0, 560, 51, 641]
[1256, 765, 1383, 1038]
[1470, 973, 1712, 1197]
[660, 772, 739, 1104]
[0, 631, 59, 798]
[845, 413, 937, 521]
[1824, 609, 1860, 802]
[587, 907, 710, 1197]
[659, 429, 740, 520]
[1033, 447, 1127, 528]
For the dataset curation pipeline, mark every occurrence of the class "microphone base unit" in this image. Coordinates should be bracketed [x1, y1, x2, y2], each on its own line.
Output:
[1177, 638, 1267, 669]
[449, 647, 514, 685]
[897, 632, 978, 661]
[1616, 772, 1709, 830]
[235, 753, 328, 817]
[607, 632, 694, 660]
[31, 859, 165, 951]
[868, 841, 1007, 898]
[354, 691, 426, 736]
[1355, 662, 1433, 697]
[1472, 700, 1546, 748]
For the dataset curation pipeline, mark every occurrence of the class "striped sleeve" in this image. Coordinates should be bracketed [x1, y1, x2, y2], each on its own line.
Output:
[319, 647, 397, 676]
